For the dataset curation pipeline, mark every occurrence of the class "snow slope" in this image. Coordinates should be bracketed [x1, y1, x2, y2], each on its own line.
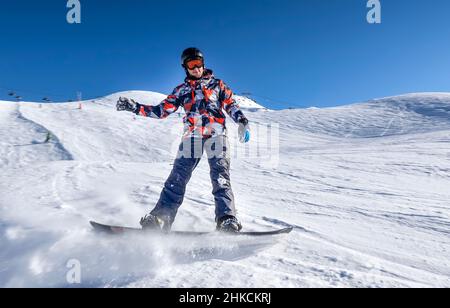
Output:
[1, 92, 450, 287]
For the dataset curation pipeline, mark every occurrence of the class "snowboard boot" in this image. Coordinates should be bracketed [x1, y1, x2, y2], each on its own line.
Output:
[140, 214, 172, 232]
[216, 216, 243, 233]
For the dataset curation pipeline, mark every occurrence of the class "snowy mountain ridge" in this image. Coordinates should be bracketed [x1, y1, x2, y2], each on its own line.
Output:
[0, 92, 449, 287]
[93, 91, 267, 111]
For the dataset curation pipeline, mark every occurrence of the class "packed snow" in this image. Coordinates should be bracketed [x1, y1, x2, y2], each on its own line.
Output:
[0, 91, 449, 287]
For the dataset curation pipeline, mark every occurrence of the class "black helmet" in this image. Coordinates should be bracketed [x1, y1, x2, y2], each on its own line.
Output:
[181, 47, 204, 67]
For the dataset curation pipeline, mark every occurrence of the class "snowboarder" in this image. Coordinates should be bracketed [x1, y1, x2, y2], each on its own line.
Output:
[116, 48, 251, 233]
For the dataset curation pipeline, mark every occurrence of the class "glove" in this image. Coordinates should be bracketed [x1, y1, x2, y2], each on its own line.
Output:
[116, 97, 139, 113]
[238, 118, 250, 143]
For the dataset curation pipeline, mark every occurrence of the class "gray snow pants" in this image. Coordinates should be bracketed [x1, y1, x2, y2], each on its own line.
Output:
[151, 136, 236, 225]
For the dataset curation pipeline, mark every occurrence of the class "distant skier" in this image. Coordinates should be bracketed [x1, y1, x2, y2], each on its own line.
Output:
[116, 48, 251, 233]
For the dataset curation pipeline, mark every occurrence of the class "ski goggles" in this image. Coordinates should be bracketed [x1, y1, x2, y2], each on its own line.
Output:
[185, 59, 204, 70]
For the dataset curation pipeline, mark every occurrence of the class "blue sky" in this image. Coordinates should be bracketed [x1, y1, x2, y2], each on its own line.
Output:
[1, 0, 450, 109]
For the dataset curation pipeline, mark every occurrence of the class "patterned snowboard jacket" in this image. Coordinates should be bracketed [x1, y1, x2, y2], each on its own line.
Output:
[135, 69, 247, 139]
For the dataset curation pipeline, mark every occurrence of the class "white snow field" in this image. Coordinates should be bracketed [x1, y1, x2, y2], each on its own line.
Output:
[1, 91, 450, 288]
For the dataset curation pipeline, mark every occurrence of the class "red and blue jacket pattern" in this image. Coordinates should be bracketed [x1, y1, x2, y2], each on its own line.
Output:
[135, 69, 247, 139]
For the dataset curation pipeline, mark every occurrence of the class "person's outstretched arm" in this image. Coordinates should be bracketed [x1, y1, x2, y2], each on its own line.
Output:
[116, 88, 181, 119]
[219, 80, 251, 143]
[219, 80, 246, 123]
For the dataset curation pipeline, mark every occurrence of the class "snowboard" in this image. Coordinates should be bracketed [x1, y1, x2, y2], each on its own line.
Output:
[90, 221, 293, 237]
